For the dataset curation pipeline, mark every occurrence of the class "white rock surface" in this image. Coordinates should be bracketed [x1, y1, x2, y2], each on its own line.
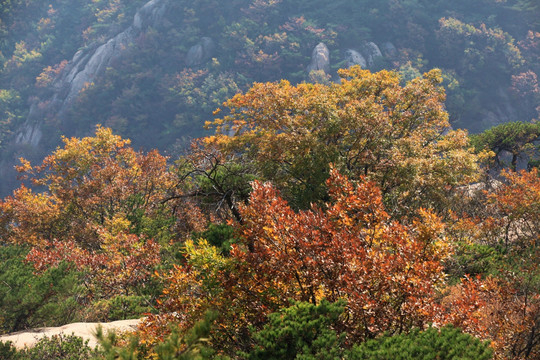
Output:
[307, 42, 330, 74]
[344, 49, 367, 68]
[0, 318, 142, 349]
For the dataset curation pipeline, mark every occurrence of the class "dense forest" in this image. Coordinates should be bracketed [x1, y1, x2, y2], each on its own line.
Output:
[0, 0, 540, 359]
[0, 0, 539, 194]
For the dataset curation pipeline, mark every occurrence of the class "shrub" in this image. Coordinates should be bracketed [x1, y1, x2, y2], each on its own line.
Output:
[0, 340, 17, 359]
[245, 300, 346, 360]
[347, 325, 493, 360]
[14, 334, 97, 360]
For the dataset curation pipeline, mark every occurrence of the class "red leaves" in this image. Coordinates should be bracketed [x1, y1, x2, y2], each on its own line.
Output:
[141, 169, 449, 349]
[441, 274, 540, 359]
[1, 126, 172, 301]
[26, 232, 161, 299]
[232, 169, 449, 339]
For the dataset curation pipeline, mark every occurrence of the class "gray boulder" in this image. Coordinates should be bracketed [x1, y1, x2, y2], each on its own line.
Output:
[362, 42, 383, 67]
[186, 37, 216, 67]
[307, 42, 330, 74]
[380, 42, 397, 58]
[133, 0, 170, 31]
[344, 49, 367, 69]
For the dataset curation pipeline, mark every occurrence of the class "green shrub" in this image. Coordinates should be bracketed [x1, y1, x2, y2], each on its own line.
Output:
[0, 245, 84, 334]
[0, 340, 17, 359]
[85, 295, 153, 322]
[347, 325, 493, 360]
[245, 300, 346, 360]
[94, 311, 224, 360]
[192, 223, 238, 256]
[14, 334, 97, 360]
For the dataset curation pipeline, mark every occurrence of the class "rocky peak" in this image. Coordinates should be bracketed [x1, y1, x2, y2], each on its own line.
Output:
[307, 42, 330, 74]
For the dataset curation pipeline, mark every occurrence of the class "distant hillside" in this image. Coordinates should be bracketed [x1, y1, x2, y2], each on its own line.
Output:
[0, 0, 538, 195]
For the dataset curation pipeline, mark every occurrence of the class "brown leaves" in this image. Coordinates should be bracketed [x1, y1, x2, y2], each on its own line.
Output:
[441, 274, 540, 359]
[443, 168, 540, 359]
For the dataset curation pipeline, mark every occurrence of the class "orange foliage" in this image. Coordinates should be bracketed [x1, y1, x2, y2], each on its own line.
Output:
[142, 169, 451, 350]
[443, 168, 540, 359]
[0, 126, 204, 300]
[26, 231, 161, 299]
[205, 66, 480, 213]
[441, 274, 540, 359]
[35, 60, 67, 88]
[489, 168, 540, 249]
[1, 126, 176, 248]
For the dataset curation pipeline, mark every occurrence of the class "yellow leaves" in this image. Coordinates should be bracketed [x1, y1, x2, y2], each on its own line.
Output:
[2, 124, 181, 257]
[15, 157, 33, 174]
[184, 239, 233, 273]
[0, 185, 60, 246]
[103, 214, 131, 236]
[202, 135, 218, 145]
[422, 68, 444, 85]
[200, 65, 480, 215]
[9, 41, 42, 68]
[414, 208, 451, 259]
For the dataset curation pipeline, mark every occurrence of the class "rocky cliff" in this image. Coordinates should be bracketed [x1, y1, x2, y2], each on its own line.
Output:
[15, 0, 171, 148]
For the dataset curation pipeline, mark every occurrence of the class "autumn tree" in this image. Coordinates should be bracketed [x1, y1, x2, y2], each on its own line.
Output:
[441, 274, 539, 360]
[172, 140, 255, 224]
[471, 121, 540, 171]
[0, 126, 196, 303]
[441, 168, 540, 359]
[205, 66, 481, 214]
[143, 169, 451, 354]
[0, 125, 178, 248]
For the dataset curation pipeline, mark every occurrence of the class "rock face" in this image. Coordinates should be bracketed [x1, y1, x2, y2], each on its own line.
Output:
[476, 87, 519, 132]
[133, 0, 169, 31]
[361, 42, 383, 67]
[0, 319, 142, 349]
[342, 42, 388, 70]
[307, 43, 330, 74]
[14, 0, 172, 146]
[186, 37, 216, 67]
[380, 41, 397, 58]
[14, 102, 45, 146]
[344, 49, 367, 69]
[63, 30, 134, 107]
